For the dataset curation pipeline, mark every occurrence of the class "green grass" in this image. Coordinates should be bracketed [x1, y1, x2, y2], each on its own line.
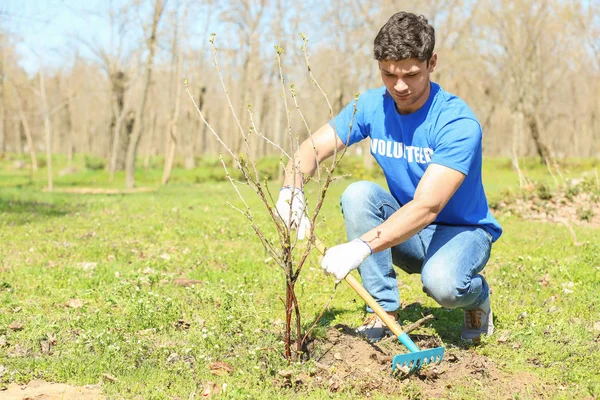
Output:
[0, 154, 599, 398]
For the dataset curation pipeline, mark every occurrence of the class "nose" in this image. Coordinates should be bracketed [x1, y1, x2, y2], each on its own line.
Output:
[394, 79, 408, 92]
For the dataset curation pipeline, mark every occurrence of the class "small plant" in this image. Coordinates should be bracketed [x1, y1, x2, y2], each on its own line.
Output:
[536, 183, 553, 200]
[185, 34, 357, 362]
[576, 206, 594, 221]
[85, 155, 106, 171]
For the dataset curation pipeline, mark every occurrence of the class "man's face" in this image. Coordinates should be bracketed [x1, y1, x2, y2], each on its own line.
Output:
[379, 55, 437, 114]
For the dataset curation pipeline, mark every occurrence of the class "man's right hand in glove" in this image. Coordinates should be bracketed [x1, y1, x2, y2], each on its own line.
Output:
[275, 186, 310, 240]
[321, 238, 373, 282]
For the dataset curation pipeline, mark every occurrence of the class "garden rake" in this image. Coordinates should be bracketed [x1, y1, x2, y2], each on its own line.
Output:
[314, 238, 445, 374]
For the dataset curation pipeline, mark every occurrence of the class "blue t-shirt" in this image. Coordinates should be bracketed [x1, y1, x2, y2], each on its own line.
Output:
[331, 83, 502, 242]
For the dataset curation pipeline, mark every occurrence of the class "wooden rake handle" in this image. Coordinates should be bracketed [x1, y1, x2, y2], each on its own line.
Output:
[313, 237, 404, 338]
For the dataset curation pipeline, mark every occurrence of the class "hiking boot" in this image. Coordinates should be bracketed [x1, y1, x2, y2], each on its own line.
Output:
[356, 311, 397, 342]
[461, 297, 494, 343]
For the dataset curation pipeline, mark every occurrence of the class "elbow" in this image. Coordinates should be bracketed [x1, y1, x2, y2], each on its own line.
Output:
[414, 198, 444, 225]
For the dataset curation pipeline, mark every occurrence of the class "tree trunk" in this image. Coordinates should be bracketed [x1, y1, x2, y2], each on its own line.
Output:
[13, 84, 38, 171]
[109, 70, 129, 178]
[40, 70, 53, 191]
[125, 0, 164, 189]
[65, 81, 75, 168]
[144, 111, 158, 170]
[525, 111, 553, 165]
[162, 0, 187, 185]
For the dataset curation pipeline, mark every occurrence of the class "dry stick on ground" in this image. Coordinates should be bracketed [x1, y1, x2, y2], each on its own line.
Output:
[378, 315, 436, 346]
[185, 34, 357, 362]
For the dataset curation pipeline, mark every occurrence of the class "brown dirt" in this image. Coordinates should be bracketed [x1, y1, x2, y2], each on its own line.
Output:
[287, 325, 551, 399]
[1, 380, 103, 399]
[493, 190, 600, 228]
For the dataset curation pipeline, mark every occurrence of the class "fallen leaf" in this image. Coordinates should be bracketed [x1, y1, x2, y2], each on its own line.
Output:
[295, 373, 310, 385]
[102, 373, 118, 382]
[8, 322, 23, 331]
[539, 273, 551, 287]
[278, 369, 293, 378]
[333, 352, 343, 360]
[160, 253, 171, 261]
[12, 307, 22, 313]
[66, 299, 84, 309]
[40, 333, 57, 355]
[209, 361, 233, 376]
[328, 377, 340, 392]
[201, 381, 220, 398]
[172, 278, 203, 287]
[142, 267, 156, 275]
[173, 319, 190, 330]
[512, 342, 522, 349]
[497, 331, 510, 343]
[166, 353, 180, 364]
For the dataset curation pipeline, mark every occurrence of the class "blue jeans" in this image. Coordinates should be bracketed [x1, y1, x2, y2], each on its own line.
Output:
[340, 181, 492, 313]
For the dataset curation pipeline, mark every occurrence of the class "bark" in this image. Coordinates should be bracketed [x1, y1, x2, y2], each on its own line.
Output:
[144, 111, 158, 170]
[525, 111, 553, 166]
[12, 84, 38, 171]
[109, 70, 129, 178]
[125, 0, 164, 189]
[162, 1, 187, 185]
[39, 70, 53, 191]
[65, 82, 75, 168]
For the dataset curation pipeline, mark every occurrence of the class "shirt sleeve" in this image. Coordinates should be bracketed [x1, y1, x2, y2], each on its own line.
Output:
[329, 94, 369, 146]
[429, 118, 482, 176]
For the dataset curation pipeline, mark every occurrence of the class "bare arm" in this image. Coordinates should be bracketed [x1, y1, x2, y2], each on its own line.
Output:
[282, 123, 347, 189]
[360, 163, 466, 252]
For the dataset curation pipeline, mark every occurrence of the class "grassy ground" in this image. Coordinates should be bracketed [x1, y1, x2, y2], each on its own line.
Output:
[0, 154, 599, 399]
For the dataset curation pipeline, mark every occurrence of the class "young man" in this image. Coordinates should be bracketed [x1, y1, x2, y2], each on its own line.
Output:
[276, 12, 502, 342]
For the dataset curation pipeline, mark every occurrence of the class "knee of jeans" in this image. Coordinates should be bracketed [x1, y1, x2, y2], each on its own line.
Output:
[341, 181, 377, 212]
[421, 269, 463, 309]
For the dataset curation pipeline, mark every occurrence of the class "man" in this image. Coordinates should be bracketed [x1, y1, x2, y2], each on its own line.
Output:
[276, 12, 502, 342]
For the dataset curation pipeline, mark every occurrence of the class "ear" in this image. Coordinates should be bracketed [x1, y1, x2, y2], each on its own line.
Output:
[428, 53, 438, 72]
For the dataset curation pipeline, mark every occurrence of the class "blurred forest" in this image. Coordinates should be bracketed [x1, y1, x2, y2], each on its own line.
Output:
[1, 0, 599, 187]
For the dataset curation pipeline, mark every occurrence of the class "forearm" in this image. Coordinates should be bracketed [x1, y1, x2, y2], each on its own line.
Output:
[359, 199, 438, 253]
[282, 141, 319, 189]
[282, 123, 343, 189]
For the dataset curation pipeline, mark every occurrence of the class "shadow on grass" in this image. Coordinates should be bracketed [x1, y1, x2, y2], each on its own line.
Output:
[401, 302, 498, 350]
[0, 197, 75, 226]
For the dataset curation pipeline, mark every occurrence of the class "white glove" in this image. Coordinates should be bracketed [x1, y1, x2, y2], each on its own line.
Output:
[321, 238, 372, 282]
[275, 186, 310, 240]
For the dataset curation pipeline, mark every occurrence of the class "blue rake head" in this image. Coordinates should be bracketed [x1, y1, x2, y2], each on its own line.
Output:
[391, 332, 445, 375]
[392, 346, 445, 374]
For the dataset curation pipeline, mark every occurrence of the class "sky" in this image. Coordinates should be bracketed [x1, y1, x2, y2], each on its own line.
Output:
[0, 0, 235, 76]
[1, 0, 105, 74]
[0, 0, 327, 77]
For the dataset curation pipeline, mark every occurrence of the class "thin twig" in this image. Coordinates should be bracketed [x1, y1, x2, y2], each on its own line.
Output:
[301, 282, 339, 347]
[209, 34, 260, 184]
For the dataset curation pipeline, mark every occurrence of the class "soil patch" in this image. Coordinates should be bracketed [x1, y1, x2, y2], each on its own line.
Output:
[492, 187, 600, 228]
[292, 325, 550, 398]
[1, 380, 103, 400]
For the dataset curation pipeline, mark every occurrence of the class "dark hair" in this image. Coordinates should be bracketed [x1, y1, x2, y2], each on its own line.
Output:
[374, 12, 435, 62]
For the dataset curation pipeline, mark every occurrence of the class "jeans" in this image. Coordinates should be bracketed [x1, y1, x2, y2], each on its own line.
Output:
[340, 181, 492, 313]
